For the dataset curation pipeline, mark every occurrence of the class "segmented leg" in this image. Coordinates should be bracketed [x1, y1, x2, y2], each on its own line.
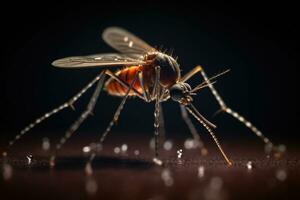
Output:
[138, 71, 150, 101]
[181, 66, 277, 153]
[185, 103, 232, 166]
[199, 67, 274, 147]
[180, 105, 208, 155]
[87, 70, 141, 166]
[50, 71, 106, 166]
[151, 67, 161, 99]
[159, 103, 166, 145]
[152, 66, 163, 165]
[2, 72, 105, 157]
[180, 66, 202, 83]
[138, 70, 165, 149]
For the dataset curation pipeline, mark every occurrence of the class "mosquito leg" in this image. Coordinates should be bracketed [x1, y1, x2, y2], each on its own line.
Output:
[2, 72, 105, 157]
[49, 71, 106, 167]
[86, 71, 141, 169]
[185, 104, 232, 166]
[199, 67, 276, 150]
[138, 71, 151, 101]
[180, 105, 208, 156]
[159, 103, 166, 145]
[137, 70, 166, 150]
[152, 66, 163, 166]
[180, 66, 202, 83]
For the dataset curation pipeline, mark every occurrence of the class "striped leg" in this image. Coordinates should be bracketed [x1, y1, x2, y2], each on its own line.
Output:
[185, 103, 232, 166]
[86, 71, 141, 171]
[152, 66, 163, 166]
[159, 103, 166, 146]
[50, 71, 106, 167]
[180, 105, 208, 156]
[199, 66, 279, 154]
[2, 72, 105, 157]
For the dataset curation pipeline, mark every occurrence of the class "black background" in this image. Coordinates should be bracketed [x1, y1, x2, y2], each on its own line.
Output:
[1, 2, 299, 148]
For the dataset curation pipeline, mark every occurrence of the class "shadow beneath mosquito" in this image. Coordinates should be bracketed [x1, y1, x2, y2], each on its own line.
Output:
[2, 156, 154, 171]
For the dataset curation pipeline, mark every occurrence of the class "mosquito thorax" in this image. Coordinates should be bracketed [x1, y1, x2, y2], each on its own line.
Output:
[154, 53, 181, 88]
[169, 82, 193, 105]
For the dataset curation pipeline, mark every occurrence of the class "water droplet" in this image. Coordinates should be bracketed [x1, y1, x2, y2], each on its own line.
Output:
[163, 140, 173, 151]
[246, 161, 253, 170]
[198, 165, 205, 178]
[276, 169, 287, 181]
[278, 144, 286, 153]
[161, 170, 170, 179]
[134, 150, 140, 156]
[153, 157, 163, 166]
[82, 146, 91, 153]
[184, 138, 195, 149]
[42, 137, 50, 151]
[85, 177, 98, 195]
[161, 169, 173, 187]
[26, 154, 33, 165]
[121, 144, 128, 152]
[2, 163, 13, 180]
[114, 147, 121, 154]
[177, 149, 183, 159]
[49, 156, 55, 168]
[264, 143, 273, 154]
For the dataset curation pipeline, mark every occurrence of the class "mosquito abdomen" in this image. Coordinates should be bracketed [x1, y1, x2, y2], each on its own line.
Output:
[105, 66, 144, 96]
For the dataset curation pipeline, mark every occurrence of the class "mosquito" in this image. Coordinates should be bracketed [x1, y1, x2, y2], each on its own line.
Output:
[3, 27, 281, 167]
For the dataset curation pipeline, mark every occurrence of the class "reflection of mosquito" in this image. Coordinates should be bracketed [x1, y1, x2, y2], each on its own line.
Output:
[4, 27, 278, 166]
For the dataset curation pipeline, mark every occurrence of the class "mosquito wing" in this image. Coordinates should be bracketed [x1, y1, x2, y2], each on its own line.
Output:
[52, 53, 146, 68]
[102, 27, 156, 57]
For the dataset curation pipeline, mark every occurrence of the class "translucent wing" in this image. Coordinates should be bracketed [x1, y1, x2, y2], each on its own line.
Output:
[102, 27, 156, 57]
[52, 53, 146, 68]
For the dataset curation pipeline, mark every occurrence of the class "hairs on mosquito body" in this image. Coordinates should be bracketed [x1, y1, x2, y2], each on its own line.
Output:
[155, 45, 178, 60]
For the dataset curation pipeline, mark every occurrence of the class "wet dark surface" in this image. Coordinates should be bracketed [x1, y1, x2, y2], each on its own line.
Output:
[0, 135, 299, 200]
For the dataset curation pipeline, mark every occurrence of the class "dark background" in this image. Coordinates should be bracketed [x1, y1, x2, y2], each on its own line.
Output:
[0, 2, 299, 148]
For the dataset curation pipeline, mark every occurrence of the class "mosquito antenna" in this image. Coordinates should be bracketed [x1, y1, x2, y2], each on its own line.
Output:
[208, 69, 231, 82]
[185, 103, 232, 166]
[190, 69, 230, 91]
[190, 81, 217, 93]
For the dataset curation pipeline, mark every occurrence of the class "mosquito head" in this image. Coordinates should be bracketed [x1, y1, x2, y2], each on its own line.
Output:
[169, 82, 193, 105]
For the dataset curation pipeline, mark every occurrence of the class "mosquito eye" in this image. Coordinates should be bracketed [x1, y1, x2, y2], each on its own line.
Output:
[170, 85, 184, 101]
